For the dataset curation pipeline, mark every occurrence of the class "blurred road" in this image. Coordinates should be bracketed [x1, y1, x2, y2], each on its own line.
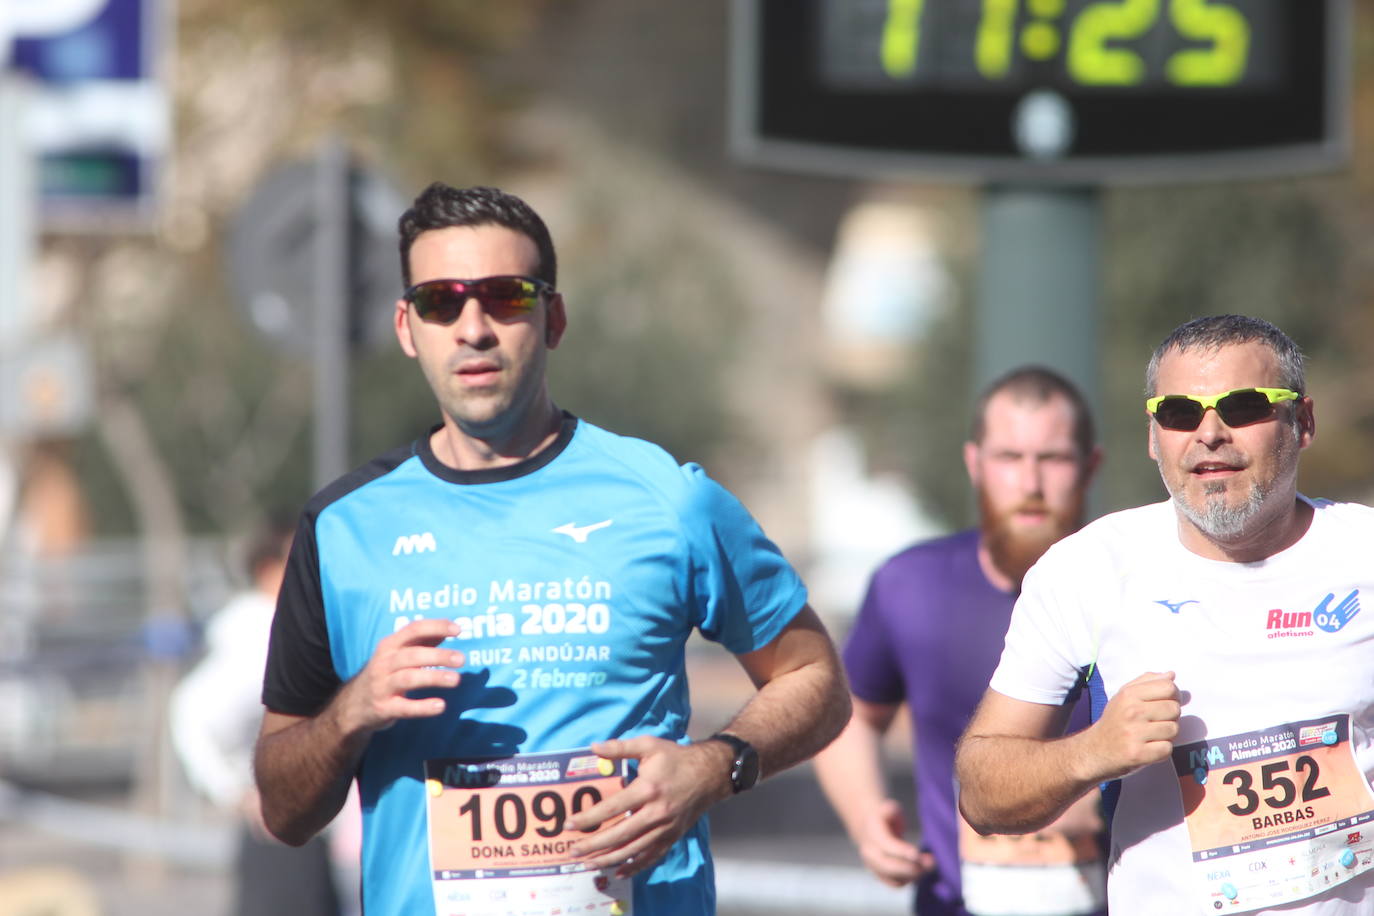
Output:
[0, 768, 914, 916]
[0, 641, 917, 916]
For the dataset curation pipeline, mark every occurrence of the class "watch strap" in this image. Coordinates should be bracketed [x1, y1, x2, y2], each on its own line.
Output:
[708, 732, 749, 757]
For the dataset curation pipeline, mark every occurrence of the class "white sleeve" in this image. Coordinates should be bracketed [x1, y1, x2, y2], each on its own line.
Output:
[168, 594, 271, 808]
[989, 535, 1103, 706]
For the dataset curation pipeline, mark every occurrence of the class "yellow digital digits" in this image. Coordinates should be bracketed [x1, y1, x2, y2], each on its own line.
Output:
[1067, 0, 1160, 86]
[881, 0, 925, 78]
[1166, 0, 1250, 86]
[1021, 21, 1062, 62]
[1068, 0, 1249, 88]
[878, 0, 1251, 88]
[975, 0, 1020, 79]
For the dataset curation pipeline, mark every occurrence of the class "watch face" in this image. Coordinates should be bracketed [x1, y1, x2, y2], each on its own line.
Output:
[732, 745, 761, 793]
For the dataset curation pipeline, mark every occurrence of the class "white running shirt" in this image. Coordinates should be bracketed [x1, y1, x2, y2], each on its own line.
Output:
[990, 497, 1374, 915]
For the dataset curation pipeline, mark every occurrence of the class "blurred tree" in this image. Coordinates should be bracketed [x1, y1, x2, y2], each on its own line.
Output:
[59, 0, 761, 536]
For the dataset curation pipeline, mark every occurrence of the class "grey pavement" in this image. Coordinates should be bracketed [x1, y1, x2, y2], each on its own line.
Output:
[0, 766, 913, 916]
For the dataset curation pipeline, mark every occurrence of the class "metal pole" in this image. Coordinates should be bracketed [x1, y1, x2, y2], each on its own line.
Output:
[974, 185, 1104, 517]
[973, 185, 1103, 408]
[313, 137, 350, 489]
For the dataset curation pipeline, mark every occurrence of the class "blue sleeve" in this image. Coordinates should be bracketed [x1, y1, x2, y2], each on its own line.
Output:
[677, 464, 808, 655]
[842, 563, 906, 705]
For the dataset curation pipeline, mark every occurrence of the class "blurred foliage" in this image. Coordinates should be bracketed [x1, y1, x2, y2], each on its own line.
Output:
[59, 0, 753, 536]
[834, 272, 979, 531]
[1099, 178, 1354, 515]
[549, 256, 734, 468]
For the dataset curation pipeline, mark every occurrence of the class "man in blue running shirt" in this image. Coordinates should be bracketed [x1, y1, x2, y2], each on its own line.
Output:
[251, 183, 849, 916]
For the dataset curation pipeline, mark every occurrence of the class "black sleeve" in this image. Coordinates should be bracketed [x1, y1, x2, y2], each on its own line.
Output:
[261, 511, 343, 715]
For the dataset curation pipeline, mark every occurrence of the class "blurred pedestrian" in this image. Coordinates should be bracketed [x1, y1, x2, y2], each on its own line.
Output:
[251, 183, 850, 916]
[957, 315, 1374, 913]
[815, 366, 1107, 916]
[170, 520, 344, 916]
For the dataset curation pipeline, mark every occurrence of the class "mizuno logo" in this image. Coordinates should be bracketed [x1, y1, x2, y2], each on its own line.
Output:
[552, 520, 613, 543]
[1154, 599, 1199, 615]
[392, 532, 437, 555]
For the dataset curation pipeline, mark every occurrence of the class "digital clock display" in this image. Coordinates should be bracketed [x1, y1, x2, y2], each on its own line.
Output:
[731, 0, 1348, 183]
[821, 0, 1281, 92]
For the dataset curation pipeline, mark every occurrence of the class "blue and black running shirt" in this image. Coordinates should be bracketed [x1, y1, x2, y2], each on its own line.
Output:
[262, 414, 808, 916]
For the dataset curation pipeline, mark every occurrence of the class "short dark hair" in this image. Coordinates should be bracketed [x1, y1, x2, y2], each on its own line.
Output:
[397, 183, 557, 289]
[970, 365, 1096, 459]
[1145, 314, 1305, 396]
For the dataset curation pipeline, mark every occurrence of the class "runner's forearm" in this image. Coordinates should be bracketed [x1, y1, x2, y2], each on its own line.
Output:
[254, 700, 370, 845]
[724, 621, 850, 779]
[955, 730, 1100, 835]
[814, 705, 893, 841]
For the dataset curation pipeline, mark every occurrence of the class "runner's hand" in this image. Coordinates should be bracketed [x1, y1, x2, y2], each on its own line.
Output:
[567, 737, 729, 877]
[337, 618, 464, 736]
[1079, 670, 1181, 781]
[855, 798, 932, 887]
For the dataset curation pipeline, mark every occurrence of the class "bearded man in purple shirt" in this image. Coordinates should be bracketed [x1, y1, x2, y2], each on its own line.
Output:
[815, 366, 1107, 916]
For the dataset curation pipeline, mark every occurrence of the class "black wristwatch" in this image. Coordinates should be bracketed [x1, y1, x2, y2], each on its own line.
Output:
[707, 732, 760, 794]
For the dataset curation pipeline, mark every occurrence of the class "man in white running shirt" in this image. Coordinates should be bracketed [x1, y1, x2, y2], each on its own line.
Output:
[955, 314, 1374, 915]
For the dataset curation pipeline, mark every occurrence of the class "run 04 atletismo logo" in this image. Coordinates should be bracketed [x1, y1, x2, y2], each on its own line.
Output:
[1265, 589, 1360, 640]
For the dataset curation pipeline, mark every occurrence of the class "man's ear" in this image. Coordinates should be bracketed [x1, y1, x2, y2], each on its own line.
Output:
[1296, 396, 1316, 449]
[545, 292, 568, 349]
[1147, 417, 1158, 461]
[394, 299, 418, 358]
[962, 440, 981, 488]
[1081, 445, 1104, 486]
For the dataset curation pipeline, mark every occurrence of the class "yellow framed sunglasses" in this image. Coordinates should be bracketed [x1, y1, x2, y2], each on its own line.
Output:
[1145, 387, 1300, 431]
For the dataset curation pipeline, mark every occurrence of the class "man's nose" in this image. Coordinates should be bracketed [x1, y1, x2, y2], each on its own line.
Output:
[1018, 456, 1045, 496]
[453, 297, 495, 344]
[1194, 406, 1232, 445]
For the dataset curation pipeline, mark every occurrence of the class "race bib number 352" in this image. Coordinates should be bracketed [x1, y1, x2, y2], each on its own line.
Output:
[1172, 714, 1374, 913]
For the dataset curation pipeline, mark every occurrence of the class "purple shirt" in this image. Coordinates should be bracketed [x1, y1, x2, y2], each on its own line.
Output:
[843, 530, 1096, 916]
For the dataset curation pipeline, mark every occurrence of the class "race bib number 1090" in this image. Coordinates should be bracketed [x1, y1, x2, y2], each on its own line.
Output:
[1173, 714, 1374, 913]
[425, 748, 631, 916]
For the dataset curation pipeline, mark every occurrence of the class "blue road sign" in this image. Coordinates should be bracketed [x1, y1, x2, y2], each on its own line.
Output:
[7, 0, 168, 228]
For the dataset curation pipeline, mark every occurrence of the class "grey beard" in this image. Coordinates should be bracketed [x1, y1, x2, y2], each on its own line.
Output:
[1152, 416, 1300, 543]
[1174, 480, 1266, 541]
